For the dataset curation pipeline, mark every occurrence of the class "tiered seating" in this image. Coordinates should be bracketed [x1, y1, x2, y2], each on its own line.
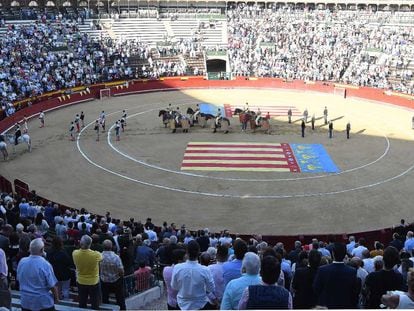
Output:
[168, 19, 227, 47]
[169, 19, 199, 41]
[185, 54, 206, 75]
[77, 19, 110, 40]
[199, 20, 227, 47]
[110, 18, 167, 44]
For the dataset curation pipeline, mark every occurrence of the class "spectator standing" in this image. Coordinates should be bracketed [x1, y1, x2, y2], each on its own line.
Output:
[100, 240, 126, 310]
[135, 239, 155, 268]
[196, 230, 210, 252]
[47, 237, 73, 300]
[163, 248, 186, 310]
[171, 240, 216, 310]
[221, 252, 261, 310]
[287, 241, 302, 265]
[351, 237, 369, 258]
[17, 238, 59, 311]
[72, 235, 102, 310]
[292, 249, 321, 309]
[223, 239, 248, 287]
[134, 261, 153, 292]
[382, 269, 414, 308]
[34, 213, 50, 237]
[389, 233, 404, 252]
[346, 235, 356, 255]
[0, 248, 11, 309]
[207, 245, 228, 306]
[364, 246, 404, 308]
[370, 241, 385, 257]
[238, 255, 292, 309]
[313, 242, 360, 308]
[405, 231, 414, 253]
[19, 198, 29, 220]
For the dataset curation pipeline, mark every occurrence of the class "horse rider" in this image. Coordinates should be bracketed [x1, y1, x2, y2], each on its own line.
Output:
[174, 107, 182, 124]
[244, 102, 249, 112]
[255, 108, 262, 126]
[14, 123, 21, 145]
[167, 103, 173, 115]
[193, 104, 201, 122]
[214, 108, 222, 133]
[22, 116, 29, 133]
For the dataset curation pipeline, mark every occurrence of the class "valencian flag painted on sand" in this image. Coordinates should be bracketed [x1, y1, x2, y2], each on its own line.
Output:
[181, 142, 339, 173]
[181, 142, 300, 172]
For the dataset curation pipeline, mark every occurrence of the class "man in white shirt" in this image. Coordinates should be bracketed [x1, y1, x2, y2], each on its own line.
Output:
[346, 236, 356, 255]
[171, 240, 216, 310]
[351, 238, 368, 258]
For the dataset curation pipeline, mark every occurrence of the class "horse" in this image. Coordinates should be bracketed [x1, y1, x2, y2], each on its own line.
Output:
[212, 117, 231, 134]
[7, 133, 31, 153]
[250, 117, 271, 134]
[158, 109, 173, 128]
[169, 116, 190, 133]
[0, 138, 8, 160]
[233, 108, 244, 115]
[197, 113, 215, 128]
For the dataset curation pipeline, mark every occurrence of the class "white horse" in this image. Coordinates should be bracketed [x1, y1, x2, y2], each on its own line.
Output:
[7, 133, 31, 153]
[0, 140, 8, 160]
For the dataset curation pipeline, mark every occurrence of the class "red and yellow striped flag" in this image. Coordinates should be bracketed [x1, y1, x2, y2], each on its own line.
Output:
[181, 142, 300, 172]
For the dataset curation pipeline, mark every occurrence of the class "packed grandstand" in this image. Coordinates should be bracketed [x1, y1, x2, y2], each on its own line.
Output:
[1, 1, 414, 310]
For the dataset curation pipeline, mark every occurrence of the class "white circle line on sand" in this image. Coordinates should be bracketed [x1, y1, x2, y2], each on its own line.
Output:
[79, 120, 414, 198]
[75, 96, 414, 198]
[106, 105, 391, 182]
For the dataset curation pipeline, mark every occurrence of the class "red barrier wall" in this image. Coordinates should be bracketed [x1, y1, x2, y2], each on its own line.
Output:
[2, 77, 408, 247]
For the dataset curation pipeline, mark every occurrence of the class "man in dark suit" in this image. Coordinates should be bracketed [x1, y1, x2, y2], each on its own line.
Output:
[313, 242, 360, 309]
[301, 119, 306, 137]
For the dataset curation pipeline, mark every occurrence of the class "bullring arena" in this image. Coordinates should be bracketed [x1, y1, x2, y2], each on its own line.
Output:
[2, 78, 414, 236]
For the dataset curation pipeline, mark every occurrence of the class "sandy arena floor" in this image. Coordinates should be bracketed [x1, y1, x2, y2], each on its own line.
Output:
[2, 88, 414, 235]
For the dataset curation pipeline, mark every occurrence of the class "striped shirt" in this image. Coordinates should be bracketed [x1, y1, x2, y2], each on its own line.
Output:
[100, 251, 123, 283]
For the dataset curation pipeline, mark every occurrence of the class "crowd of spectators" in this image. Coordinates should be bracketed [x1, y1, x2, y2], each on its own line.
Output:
[2, 188, 414, 310]
[227, 5, 414, 94]
[0, 20, 139, 111]
[2, 6, 414, 117]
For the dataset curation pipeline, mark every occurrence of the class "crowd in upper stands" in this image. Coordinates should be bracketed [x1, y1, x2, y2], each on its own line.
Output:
[0, 20, 136, 107]
[227, 4, 414, 94]
[1, 189, 414, 310]
[0, 5, 414, 113]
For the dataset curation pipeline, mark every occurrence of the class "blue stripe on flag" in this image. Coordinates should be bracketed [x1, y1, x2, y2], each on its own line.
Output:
[199, 103, 225, 117]
[290, 144, 340, 173]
